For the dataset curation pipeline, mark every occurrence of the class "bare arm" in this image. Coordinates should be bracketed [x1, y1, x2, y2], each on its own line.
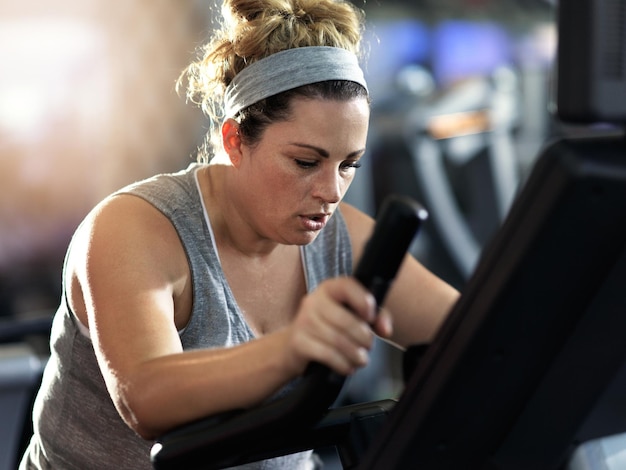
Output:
[340, 202, 460, 348]
[68, 195, 378, 439]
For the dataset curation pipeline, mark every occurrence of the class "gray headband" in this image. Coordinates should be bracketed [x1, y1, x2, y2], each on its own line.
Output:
[224, 46, 368, 117]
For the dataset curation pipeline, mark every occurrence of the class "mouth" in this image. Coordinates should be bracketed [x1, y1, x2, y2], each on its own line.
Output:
[299, 213, 330, 231]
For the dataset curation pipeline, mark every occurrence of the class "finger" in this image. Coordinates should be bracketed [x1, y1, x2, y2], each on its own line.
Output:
[317, 333, 370, 375]
[292, 324, 369, 376]
[308, 292, 375, 350]
[372, 308, 393, 339]
[293, 297, 373, 374]
[320, 277, 377, 324]
[305, 300, 374, 364]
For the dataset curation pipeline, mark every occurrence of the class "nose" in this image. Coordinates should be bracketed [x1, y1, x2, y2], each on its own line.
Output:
[312, 167, 344, 204]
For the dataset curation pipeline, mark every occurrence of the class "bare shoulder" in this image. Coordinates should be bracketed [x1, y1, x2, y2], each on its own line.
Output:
[70, 193, 185, 273]
[66, 193, 191, 330]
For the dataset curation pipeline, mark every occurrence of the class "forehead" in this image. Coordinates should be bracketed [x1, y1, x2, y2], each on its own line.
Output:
[287, 96, 369, 125]
[258, 97, 370, 156]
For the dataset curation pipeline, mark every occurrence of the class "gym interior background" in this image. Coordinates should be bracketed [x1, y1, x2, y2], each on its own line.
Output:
[0, 0, 557, 464]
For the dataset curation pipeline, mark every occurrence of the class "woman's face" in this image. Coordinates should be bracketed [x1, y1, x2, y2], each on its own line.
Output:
[234, 96, 370, 246]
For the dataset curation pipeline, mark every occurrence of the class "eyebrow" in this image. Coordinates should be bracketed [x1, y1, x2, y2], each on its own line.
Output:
[288, 142, 366, 159]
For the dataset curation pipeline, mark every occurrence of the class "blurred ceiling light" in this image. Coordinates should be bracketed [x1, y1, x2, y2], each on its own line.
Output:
[396, 64, 435, 97]
[0, 18, 107, 141]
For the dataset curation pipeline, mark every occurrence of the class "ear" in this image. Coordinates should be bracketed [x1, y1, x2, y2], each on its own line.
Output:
[221, 118, 243, 168]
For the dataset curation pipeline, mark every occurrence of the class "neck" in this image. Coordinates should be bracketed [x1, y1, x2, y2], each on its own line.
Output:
[200, 164, 283, 259]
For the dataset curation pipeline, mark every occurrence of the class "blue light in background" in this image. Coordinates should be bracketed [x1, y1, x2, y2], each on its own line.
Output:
[432, 20, 512, 87]
[363, 20, 430, 99]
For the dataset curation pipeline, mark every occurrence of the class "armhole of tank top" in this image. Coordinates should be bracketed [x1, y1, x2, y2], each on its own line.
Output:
[73, 309, 91, 338]
[59, 229, 92, 340]
[65, 279, 91, 339]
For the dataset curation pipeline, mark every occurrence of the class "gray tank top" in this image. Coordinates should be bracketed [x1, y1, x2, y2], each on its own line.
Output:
[21, 163, 352, 469]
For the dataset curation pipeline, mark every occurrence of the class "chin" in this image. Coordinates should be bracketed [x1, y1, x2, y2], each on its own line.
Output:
[288, 231, 321, 246]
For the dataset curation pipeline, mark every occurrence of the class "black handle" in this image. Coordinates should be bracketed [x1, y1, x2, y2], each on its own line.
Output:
[354, 194, 428, 306]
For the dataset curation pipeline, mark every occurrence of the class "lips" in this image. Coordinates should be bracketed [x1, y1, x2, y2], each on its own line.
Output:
[299, 213, 330, 231]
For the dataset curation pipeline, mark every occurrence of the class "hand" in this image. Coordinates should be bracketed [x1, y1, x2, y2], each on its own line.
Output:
[283, 276, 393, 376]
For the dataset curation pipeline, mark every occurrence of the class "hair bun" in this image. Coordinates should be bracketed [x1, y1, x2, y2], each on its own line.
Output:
[179, 0, 365, 160]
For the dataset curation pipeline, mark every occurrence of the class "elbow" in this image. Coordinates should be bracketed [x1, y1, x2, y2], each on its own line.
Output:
[136, 426, 161, 442]
[128, 407, 161, 441]
[113, 381, 169, 440]
[131, 420, 160, 441]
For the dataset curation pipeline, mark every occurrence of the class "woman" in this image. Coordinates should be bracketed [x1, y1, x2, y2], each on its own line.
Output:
[21, 0, 459, 468]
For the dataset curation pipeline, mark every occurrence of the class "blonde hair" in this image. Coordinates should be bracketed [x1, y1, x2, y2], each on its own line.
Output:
[178, 0, 366, 161]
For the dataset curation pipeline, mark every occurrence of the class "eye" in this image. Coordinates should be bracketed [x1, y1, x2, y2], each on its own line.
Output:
[295, 159, 319, 169]
[340, 160, 362, 171]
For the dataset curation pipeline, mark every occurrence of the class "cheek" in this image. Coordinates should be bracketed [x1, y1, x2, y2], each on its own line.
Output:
[250, 160, 305, 202]
[342, 171, 357, 189]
